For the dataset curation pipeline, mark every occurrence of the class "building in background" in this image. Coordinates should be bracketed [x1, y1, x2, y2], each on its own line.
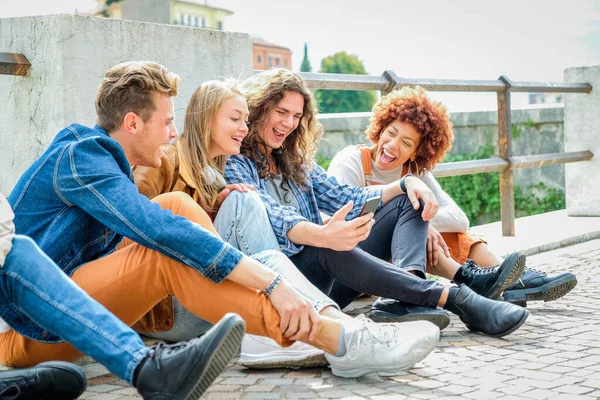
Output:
[252, 37, 292, 70]
[94, 0, 232, 30]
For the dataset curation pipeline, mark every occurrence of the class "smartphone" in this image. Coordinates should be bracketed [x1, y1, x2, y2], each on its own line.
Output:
[360, 196, 381, 216]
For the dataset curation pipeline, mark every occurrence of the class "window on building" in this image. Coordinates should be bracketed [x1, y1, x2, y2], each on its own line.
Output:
[284, 59, 288, 67]
[267, 56, 273, 68]
[257, 54, 262, 64]
[179, 14, 185, 25]
[275, 57, 280, 67]
[194, 16, 199, 27]
[202, 17, 206, 28]
[217, 21, 223, 30]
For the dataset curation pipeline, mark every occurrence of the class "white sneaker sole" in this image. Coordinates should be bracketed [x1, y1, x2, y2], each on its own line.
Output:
[238, 350, 328, 369]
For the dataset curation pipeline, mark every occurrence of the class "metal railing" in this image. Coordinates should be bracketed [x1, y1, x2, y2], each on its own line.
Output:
[3, 52, 593, 236]
[299, 70, 594, 236]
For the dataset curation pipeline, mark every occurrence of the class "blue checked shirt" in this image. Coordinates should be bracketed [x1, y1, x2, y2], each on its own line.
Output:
[225, 155, 383, 256]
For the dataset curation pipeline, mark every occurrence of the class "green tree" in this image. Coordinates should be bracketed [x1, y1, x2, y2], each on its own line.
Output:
[315, 51, 376, 113]
[99, 0, 121, 17]
[300, 43, 312, 72]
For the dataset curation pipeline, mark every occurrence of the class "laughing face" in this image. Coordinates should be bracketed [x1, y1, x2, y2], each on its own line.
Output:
[258, 91, 304, 154]
[209, 95, 249, 158]
[373, 120, 421, 171]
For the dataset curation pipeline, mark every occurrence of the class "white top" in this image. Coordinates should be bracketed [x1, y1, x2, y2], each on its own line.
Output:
[0, 194, 14, 332]
[327, 146, 470, 233]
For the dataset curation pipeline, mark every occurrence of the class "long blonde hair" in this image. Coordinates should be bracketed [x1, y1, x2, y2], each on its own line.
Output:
[178, 78, 243, 212]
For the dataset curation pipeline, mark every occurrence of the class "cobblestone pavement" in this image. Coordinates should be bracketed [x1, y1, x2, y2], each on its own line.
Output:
[25, 239, 600, 399]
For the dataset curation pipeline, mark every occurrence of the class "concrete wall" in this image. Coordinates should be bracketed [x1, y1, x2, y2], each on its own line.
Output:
[318, 106, 565, 191]
[564, 66, 600, 216]
[0, 14, 253, 194]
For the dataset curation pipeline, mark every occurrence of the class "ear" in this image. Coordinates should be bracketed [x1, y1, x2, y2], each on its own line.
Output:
[122, 112, 141, 135]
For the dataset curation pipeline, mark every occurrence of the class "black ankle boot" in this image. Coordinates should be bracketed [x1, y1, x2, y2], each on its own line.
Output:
[135, 313, 245, 400]
[453, 252, 526, 298]
[503, 268, 578, 307]
[0, 361, 86, 400]
[445, 285, 529, 338]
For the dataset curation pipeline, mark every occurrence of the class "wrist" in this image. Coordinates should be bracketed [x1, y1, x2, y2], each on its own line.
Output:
[399, 174, 413, 193]
[263, 274, 283, 296]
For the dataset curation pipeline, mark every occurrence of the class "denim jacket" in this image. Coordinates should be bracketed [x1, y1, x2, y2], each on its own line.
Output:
[4, 124, 243, 343]
[224, 155, 383, 256]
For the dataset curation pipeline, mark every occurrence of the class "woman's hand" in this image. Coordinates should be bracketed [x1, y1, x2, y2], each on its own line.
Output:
[215, 184, 255, 208]
[427, 225, 450, 267]
[405, 176, 439, 221]
[268, 279, 322, 341]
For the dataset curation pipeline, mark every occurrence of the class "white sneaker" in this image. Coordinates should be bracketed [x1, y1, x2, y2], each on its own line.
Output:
[237, 334, 328, 369]
[324, 315, 439, 378]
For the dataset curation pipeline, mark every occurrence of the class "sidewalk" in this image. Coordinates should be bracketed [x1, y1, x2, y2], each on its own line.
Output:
[73, 217, 600, 399]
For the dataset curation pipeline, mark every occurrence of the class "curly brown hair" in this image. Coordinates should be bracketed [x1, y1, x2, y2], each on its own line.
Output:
[240, 68, 322, 187]
[366, 86, 453, 173]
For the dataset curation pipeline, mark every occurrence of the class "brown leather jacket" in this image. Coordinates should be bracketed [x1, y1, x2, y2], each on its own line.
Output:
[131, 143, 206, 333]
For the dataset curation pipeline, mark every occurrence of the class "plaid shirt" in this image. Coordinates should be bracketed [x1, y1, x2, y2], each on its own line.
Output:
[224, 155, 383, 256]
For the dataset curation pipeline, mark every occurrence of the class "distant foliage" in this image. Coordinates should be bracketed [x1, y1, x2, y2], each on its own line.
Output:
[437, 145, 565, 225]
[300, 43, 312, 72]
[315, 52, 376, 113]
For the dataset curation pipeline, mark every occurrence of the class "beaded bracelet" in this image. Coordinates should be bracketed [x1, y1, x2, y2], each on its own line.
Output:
[263, 274, 283, 297]
[399, 174, 413, 193]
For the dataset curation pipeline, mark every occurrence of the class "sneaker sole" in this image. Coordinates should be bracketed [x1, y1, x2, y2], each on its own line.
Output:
[366, 309, 451, 331]
[239, 352, 328, 369]
[187, 316, 246, 400]
[504, 275, 578, 307]
[484, 253, 526, 299]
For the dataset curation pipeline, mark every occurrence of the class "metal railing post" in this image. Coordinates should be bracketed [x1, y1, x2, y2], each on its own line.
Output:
[497, 75, 515, 236]
[0, 52, 31, 76]
[381, 70, 400, 95]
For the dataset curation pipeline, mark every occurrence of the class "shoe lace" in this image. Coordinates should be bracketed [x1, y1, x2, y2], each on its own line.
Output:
[147, 341, 190, 370]
[0, 375, 39, 400]
[462, 259, 498, 276]
[347, 315, 401, 361]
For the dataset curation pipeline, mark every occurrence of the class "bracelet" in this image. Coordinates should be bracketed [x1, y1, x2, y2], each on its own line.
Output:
[399, 174, 412, 193]
[263, 274, 283, 297]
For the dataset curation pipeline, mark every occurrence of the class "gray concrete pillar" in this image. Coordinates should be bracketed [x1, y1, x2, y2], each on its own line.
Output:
[0, 14, 252, 194]
[564, 66, 600, 216]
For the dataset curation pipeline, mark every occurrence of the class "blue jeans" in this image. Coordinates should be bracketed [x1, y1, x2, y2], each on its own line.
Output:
[0, 236, 146, 384]
[148, 191, 336, 342]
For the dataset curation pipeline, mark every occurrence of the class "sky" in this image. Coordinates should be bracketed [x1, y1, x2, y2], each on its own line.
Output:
[1, 0, 600, 111]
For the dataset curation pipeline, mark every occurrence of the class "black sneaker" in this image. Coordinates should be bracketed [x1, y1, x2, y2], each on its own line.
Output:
[366, 297, 451, 330]
[503, 268, 577, 307]
[453, 252, 526, 299]
[0, 361, 86, 400]
[135, 313, 245, 400]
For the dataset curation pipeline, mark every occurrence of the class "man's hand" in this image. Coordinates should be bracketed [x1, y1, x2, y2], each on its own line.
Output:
[317, 201, 374, 251]
[427, 225, 450, 267]
[268, 279, 322, 341]
[405, 176, 439, 221]
[215, 184, 255, 208]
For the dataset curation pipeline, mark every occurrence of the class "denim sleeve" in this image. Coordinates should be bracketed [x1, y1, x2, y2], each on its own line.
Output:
[55, 138, 243, 283]
[310, 163, 383, 220]
[224, 156, 306, 256]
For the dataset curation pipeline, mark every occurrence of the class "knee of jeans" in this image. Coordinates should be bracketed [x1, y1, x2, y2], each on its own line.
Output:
[152, 192, 195, 213]
[397, 195, 426, 218]
[252, 249, 287, 272]
[224, 190, 264, 214]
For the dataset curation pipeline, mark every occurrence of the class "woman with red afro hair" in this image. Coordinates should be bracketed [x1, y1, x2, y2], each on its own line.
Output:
[328, 86, 577, 310]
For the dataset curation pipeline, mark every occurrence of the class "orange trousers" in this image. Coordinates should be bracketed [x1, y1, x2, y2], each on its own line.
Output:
[0, 192, 312, 368]
[441, 231, 486, 265]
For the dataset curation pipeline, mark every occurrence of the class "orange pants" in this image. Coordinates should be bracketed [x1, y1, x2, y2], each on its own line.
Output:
[441, 231, 486, 265]
[0, 192, 311, 368]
